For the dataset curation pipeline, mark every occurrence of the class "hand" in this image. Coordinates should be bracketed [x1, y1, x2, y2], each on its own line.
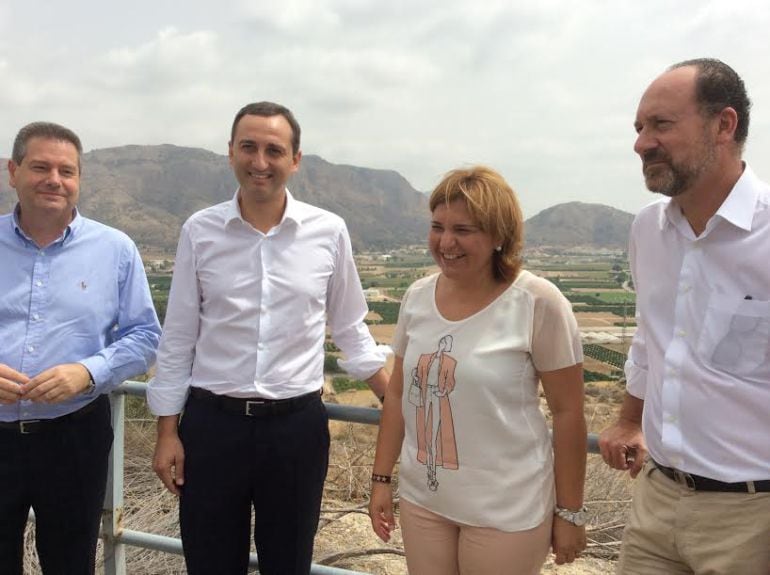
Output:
[22, 363, 91, 403]
[598, 420, 647, 478]
[368, 482, 396, 542]
[552, 516, 587, 565]
[0, 364, 29, 405]
[153, 430, 185, 496]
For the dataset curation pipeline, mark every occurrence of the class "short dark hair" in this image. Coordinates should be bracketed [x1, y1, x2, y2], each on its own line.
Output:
[670, 58, 751, 147]
[230, 102, 301, 155]
[12, 121, 83, 168]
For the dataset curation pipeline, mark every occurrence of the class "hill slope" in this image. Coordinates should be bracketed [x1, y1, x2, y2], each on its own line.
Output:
[2, 149, 635, 251]
[1, 145, 428, 252]
[525, 202, 634, 249]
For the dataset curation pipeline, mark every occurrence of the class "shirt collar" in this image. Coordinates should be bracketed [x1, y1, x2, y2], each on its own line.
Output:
[226, 188, 305, 229]
[712, 164, 759, 232]
[224, 189, 243, 226]
[281, 189, 304, 226]
[659, 198, 676, 231]
[11, 204, 81, 245]
[659, 163, 760, 233]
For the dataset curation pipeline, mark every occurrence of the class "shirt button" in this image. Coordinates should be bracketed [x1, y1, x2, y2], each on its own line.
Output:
[32, 313, 40, 321]
[35, 280, 43, 287]
[677, 329, 687, 337]
[27, 345, 34, 352]
[665, 414, 677, 423]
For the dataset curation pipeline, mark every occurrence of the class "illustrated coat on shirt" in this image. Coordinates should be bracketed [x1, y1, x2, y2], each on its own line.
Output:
[415, 350, 459, 470]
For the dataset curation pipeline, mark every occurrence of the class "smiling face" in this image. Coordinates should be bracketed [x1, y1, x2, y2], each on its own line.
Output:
[228, 113, 301, 208]
[8, 136, 80, 224]
[429, 199, 497, 284]
[633, 66, 719, 197]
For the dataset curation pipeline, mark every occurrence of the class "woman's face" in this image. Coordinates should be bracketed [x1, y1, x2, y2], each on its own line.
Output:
[429, 199, 496, 284]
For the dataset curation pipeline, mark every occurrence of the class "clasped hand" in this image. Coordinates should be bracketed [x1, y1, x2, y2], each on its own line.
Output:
[0, 362, 91, 405]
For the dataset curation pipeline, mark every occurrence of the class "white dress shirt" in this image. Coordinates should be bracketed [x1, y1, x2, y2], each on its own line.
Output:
[147, 190, 386, 415]
[626, 164, 770, 482]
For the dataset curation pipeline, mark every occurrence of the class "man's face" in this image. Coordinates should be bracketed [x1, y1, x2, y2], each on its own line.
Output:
[633, 67, 718, 198]
[228, 114, 301, 206]
[8, 137, 80, 222]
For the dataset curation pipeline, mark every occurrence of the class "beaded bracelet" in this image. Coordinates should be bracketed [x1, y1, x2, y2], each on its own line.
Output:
[371, 473, 392, 484]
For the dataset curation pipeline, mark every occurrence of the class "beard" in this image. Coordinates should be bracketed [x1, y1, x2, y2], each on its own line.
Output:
[641, 138, 716, 198]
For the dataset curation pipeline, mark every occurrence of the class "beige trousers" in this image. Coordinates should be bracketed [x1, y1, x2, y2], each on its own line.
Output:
[618, 459, 770, 575]
[399, 497, 552, 575]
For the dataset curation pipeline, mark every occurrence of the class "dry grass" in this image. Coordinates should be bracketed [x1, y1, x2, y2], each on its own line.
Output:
[22, 385, 629, 574]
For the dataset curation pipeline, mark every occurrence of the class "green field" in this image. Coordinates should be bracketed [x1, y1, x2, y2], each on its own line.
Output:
[593, 292, 635, 304]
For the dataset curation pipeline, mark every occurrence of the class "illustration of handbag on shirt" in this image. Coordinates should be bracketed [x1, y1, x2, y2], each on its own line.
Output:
[407, 367, 423, 407]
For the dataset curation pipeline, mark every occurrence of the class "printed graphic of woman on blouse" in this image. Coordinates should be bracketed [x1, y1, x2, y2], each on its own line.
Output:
[415, 335, 458, 491]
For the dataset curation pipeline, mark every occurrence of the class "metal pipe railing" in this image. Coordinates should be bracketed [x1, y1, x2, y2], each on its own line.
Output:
[104, 382, 377, 574]
[101, 381, 600, 574]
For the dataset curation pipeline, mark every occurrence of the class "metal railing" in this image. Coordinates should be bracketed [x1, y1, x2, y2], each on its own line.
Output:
[102, 382, 378, 575]
[99, 381, 600, 574]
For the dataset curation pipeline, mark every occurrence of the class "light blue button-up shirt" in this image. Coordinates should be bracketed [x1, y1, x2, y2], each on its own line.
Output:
[0, 207, 161, 421]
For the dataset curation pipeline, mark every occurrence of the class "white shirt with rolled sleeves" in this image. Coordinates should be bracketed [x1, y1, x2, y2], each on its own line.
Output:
[626, 164, 770, 483]
[147, 189, 387, 415]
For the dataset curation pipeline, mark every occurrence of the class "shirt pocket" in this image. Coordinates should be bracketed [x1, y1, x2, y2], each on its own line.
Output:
[697, 295, 770, 377]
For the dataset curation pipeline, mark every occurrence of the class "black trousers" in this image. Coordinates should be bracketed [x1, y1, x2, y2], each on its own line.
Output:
[0, 395, 113, 575]
[179, 391, 330, 575]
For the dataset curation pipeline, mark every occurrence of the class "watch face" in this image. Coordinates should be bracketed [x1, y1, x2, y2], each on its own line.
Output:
[557, 508, 587, 526]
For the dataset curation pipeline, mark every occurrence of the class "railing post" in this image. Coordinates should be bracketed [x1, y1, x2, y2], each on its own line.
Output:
[103, 392, 127, 575]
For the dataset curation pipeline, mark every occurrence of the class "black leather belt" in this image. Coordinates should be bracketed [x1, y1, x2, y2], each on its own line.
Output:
[653, 459, 770, 493]
[0, 395, 107, 435]
[189, 387, 320, 417]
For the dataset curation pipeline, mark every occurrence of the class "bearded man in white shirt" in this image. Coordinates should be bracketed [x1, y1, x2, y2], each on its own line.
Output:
[147, 102, 389, 575]
[599, 59, 770, 574]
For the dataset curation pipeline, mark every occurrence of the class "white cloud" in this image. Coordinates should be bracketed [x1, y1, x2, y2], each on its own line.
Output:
[1, 0, 770, 218]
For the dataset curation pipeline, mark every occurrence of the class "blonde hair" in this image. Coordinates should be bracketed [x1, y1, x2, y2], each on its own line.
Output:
[429, 166, 524, 282]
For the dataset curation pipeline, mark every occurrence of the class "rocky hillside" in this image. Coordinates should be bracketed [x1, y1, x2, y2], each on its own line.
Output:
[1, 145, 429, 252]
[2, 150, 635, 252]
[524, 202, 634, 249]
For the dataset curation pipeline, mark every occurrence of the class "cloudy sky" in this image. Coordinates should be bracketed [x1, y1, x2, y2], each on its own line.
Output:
[1, 0, 769, 217]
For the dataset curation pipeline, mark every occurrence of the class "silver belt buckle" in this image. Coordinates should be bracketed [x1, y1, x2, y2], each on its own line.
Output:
[245, 400, 266, 416]
[673, 469, 696, 490]
[20, 420, 41, 435]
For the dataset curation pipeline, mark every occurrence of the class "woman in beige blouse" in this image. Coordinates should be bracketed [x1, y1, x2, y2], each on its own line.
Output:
[369, 166, 587, 574]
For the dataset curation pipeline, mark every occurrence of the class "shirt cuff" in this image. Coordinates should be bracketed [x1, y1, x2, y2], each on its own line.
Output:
[624, 359, 647, 400]
[78, 356, 111, 394]
[146, 376, 190, 416]
[337, 344, 392, 381]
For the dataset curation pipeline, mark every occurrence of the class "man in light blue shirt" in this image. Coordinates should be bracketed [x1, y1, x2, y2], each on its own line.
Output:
[0, 122, 161, 574]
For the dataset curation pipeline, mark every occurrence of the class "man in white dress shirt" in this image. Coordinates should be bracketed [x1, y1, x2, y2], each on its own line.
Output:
[147, 102, 389, 575]
[599, 59, 770, 574]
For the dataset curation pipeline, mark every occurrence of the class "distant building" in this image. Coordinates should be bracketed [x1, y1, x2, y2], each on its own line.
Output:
[363, 288, 385, 301]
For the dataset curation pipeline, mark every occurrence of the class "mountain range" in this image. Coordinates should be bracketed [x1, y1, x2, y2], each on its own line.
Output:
[1, 145, 634, 252]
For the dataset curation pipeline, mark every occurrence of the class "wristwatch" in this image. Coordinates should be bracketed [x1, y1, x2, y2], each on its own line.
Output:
[82, 370, 96, 395]
[554, 505, 588, 526]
